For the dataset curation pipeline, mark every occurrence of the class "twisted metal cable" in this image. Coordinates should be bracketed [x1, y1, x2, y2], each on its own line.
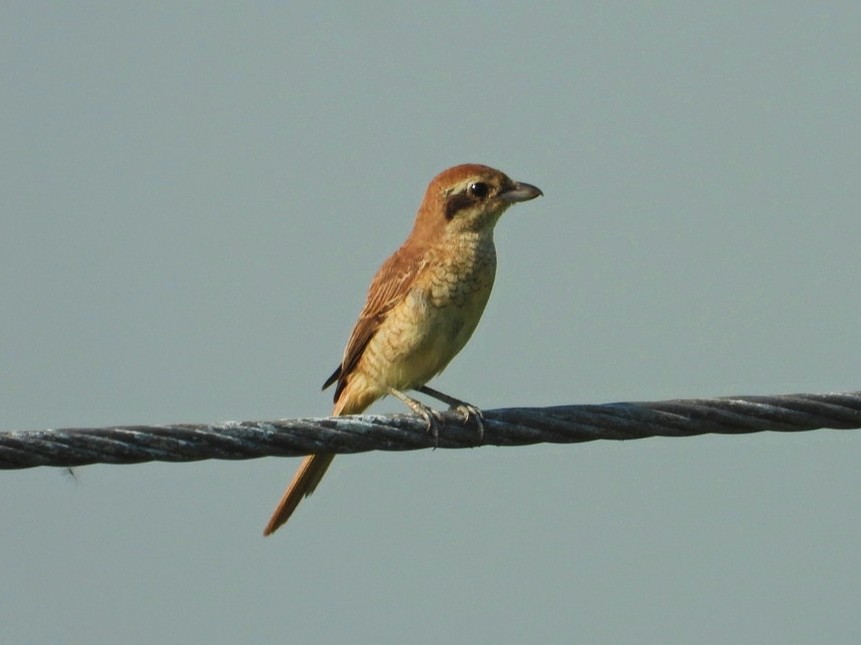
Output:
[1, 390, 859, 470]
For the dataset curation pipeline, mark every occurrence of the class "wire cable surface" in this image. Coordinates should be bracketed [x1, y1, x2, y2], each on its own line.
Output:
[1, 391, 859, 470]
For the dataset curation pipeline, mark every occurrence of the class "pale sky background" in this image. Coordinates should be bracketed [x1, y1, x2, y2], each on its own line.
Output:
[2, 3, 860, 644]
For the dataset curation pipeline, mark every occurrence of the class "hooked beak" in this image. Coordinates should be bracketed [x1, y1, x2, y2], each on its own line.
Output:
[500, 181, 543, 203]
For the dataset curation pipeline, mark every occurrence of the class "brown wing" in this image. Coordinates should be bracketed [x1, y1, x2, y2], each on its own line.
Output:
[323, 243, 428, 402]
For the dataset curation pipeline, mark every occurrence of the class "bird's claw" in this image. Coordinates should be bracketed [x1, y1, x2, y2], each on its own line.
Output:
[453, 403, 485, 441]
[390, 386, 484, 447]
[413, 385, 485, 443]
[396, 392, 445, 448]
[421, 407, 446, 448]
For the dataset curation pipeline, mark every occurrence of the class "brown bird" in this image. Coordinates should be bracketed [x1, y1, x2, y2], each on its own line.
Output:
[263, 163, 542, 535]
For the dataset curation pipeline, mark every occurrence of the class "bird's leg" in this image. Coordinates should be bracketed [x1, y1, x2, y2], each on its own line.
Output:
[388, 387, 445, 447]
[415, 385, 485, 440]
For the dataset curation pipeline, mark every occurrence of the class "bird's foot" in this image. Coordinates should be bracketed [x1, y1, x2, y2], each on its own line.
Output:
[415, 385, 485, 442]
[389, 387, 446, 447]
[452, 401, 485, 440]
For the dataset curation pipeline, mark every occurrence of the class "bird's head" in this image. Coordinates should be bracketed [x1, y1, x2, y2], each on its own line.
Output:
[412, 164, 542, 239]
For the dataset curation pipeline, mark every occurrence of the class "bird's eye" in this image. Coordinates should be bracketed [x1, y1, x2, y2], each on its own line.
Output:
[468, 182, 489, 198]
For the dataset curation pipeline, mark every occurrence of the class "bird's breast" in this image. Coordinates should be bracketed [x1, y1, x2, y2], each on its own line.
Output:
[361, 235, 498, 390]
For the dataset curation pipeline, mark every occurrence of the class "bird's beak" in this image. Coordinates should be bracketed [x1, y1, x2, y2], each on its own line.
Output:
[500, 181, 543, 203]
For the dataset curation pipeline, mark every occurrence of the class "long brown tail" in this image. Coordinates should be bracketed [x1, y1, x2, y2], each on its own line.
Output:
[262, 453, 335, 536]
[262, 382, 376, 536]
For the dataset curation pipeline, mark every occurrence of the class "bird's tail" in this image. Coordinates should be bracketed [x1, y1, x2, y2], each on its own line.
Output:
[262, 453, 335, 536]
[262, 383, 376, 536]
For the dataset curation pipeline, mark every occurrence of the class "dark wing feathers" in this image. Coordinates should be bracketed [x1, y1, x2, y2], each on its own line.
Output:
[321, 366, 340, 391]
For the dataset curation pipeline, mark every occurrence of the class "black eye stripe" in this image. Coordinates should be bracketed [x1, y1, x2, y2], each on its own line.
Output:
[444, 191, 475, 219]
[444, 181, 496, 219]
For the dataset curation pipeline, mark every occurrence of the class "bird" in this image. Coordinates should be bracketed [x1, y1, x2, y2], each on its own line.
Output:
[263, 163, 542, 535]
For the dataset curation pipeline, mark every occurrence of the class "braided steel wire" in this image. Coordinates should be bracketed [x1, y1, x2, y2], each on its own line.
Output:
[1, 390, 859, 470]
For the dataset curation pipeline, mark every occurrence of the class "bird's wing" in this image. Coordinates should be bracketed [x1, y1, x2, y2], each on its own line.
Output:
[323, 244, 427, 401]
